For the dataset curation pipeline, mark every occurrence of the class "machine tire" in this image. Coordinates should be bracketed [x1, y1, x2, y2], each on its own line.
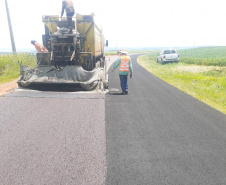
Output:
[89, 59, 94, 71]
[83, 59, 93, 71]
[87, 60, 91, 71]
[82, 59, 89, 71]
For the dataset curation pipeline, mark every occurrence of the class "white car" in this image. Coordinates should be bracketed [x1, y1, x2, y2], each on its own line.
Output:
[157, 49, 179, 64]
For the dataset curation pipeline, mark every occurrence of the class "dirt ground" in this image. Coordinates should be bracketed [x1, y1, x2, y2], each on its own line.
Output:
[0, 79, 18, 97]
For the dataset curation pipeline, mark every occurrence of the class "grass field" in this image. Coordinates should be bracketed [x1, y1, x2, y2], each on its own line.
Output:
[0, 53, 36, 83]
[179, 46, 226, 66]
[138, 47, 226, 114]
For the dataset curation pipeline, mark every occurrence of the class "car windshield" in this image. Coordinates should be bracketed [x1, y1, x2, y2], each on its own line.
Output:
[163, 50, 170, 54]
[171, 50, 176, 53]
[163, 50, 176, 54]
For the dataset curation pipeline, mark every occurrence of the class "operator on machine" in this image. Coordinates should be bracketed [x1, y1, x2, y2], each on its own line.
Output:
[31, 40, 48, 52]
[61, 0, 75, 34]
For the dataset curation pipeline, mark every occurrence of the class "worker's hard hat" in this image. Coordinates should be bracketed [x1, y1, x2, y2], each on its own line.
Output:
[121, 51, 128, 54]
[31, 40, 36, 45]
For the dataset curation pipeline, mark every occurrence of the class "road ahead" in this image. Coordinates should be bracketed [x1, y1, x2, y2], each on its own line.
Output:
[0, 54, 226, 184]
[106, 54, 226, 184]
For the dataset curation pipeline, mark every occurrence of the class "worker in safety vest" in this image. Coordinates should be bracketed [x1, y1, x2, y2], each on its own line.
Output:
[112, 51, 133, 95]
[61, 0, 75, 34]
[31, 40, 48, 53]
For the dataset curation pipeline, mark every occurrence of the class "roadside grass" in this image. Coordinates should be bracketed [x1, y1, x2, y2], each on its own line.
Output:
[137, 50, 226, 114]
[0, 53, 36, 83]
[105, 51, 117, 56]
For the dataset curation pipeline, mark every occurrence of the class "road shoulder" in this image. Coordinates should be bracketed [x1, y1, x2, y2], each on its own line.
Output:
[0, 79, 17, 97]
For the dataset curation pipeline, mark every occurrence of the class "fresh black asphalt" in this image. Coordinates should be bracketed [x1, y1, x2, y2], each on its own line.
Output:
[1, 54, 226, 184]
[0, 91, 106, 184]
[106, 54, 226, 184]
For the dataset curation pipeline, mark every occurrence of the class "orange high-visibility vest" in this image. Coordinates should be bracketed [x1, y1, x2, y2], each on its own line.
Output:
[119, 56, 130, 72]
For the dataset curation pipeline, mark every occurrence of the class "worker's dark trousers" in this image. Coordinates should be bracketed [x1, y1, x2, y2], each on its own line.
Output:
[66, 12, 75, 28]
[119, 74, 128, 92]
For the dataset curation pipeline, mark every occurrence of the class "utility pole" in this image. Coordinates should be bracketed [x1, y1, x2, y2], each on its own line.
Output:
[5, 0, 16, 54]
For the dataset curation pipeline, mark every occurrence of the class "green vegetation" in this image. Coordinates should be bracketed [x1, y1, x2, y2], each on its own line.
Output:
[0, 53, 36, 83]
[138, 47, 226, 114]
[180, 46, 226, 66]
[105, 51, 118, 56]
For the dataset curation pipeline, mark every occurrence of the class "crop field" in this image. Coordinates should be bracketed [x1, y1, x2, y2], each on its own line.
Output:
[179, 46, 226, 66]
[138, 47, 226, 114]
[0, 53, 36, 83]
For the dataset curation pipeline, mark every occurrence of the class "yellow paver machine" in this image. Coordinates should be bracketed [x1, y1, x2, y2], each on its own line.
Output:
[18, 13, 109, 91]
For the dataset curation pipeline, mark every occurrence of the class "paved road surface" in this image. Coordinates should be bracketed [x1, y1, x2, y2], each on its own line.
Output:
[0, 54, 226, 184]
[106, 54, 226, 184]
[0, 91, 106, 185]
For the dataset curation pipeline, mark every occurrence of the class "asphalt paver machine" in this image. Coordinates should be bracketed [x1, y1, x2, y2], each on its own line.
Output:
[18, 14, 108, 91]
